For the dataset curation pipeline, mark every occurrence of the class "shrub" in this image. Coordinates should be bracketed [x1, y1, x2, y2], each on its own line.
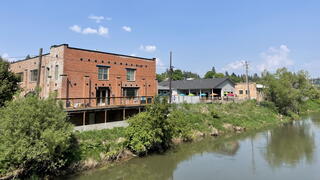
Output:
[0, 57, 20, 107]
[125, 97, 173, 155]
[0, 95, 77, 177]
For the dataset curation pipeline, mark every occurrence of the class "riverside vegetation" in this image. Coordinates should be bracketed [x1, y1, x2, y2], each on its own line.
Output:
[0, 66, 320, 179]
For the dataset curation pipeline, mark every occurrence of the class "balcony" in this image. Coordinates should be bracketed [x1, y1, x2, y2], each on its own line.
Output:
[57, 96, 154, 110]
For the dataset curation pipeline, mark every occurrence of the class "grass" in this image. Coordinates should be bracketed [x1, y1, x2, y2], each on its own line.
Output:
[75, 127, 126, 161]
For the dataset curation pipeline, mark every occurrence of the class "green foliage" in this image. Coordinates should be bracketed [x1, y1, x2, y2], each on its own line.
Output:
[0, 56, 20, 107]
[157, 69, 200, 82]
[125, 97, 172, 155]
[0, 95, 76, 176]
[262, 68, 320, 116]
[204, 71, 216, 79]
[76, 127, 126, 160]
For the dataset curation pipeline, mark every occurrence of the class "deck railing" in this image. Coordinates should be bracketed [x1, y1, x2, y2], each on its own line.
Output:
[57, 96, 154, 109]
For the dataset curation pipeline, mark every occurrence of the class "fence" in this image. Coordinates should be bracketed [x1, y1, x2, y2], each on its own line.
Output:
[57, 96, 154, 109]
[170, 96, 237, 104]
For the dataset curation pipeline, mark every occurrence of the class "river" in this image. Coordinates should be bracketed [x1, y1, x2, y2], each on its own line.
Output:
[65, 113, 320, 180]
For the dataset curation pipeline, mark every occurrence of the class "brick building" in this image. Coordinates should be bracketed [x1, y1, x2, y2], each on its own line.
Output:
[10, 44, 157, 126]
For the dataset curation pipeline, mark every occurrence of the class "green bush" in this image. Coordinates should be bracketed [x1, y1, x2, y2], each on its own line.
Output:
[0, 57, 20, 107]
[0, 95, 77, 177]
[75, 127, 126, 160]
[125, 97, 173, 155]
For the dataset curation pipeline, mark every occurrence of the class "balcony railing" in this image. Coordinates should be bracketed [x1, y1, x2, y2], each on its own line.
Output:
[57, 96, 154, 109]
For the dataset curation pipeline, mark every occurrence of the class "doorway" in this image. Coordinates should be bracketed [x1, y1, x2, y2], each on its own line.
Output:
[96, 87, 110, 106]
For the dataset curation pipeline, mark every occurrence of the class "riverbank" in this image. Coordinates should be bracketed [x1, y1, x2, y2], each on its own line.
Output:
[1, 99, 319, 179]
[62, 100, 320, 179]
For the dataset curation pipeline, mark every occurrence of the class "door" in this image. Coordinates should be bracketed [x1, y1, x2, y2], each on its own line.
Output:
[96, 87, 110, 106]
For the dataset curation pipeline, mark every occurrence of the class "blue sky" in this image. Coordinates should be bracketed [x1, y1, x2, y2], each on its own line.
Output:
[1, 0, 320, 77]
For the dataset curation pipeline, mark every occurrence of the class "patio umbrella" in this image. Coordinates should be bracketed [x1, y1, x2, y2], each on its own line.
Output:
[210, 93, 218, 96]
[200, 93, 207, 96]
[188, 93, 195, 96]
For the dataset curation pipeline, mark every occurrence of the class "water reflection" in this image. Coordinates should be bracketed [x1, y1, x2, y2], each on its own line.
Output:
[65, 114, 320, 180]
[67, 138, 241, 180]
[264, 121, 315, 167]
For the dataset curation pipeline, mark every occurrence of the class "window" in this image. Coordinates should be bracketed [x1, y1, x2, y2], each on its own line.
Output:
[239, 90, 243, 94]
[123, 88, 138, 97]
[98, 66, 109, 80]
[55, 65, 59, 80]
[17, 72, 24, 82]
[46, 67, 50, 78]
[126, 69, 136, 81]
[30, 69, 38, 82]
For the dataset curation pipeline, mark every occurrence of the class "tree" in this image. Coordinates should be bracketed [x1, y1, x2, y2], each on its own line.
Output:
[172, 69, 184, 80]
[125, 96, 172, 155]
[0, 94, 77, 176]
[0, 56, 20, 107]
[262, 68, 317, 115]
[25, 55, 31, 59]
[204, 71, 215, 79]
[182, 71, 200, 79]
[211, 66, 216, 74]
[215, 73, 225, 78]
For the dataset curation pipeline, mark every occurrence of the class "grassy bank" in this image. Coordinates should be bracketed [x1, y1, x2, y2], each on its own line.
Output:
[2, 99, 320, 179]
[70, 100, 310, 176]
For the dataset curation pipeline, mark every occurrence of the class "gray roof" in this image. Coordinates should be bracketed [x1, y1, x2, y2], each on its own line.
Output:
[158, 78, 234, 90]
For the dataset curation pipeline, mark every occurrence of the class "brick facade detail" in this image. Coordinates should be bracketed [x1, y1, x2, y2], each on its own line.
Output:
[10, 44, 157, 101]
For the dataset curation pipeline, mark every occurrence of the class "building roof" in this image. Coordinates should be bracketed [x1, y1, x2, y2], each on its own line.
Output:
[11, 44, 155, 64]
[54, 44, 155, 61]
[158, 78, 234, 90]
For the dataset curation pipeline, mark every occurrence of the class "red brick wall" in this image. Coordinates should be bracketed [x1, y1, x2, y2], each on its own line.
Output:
[62, 46, 157, 99]
[10, 45, 157, 100]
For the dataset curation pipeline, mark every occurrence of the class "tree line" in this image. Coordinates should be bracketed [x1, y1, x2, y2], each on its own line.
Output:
[156, 66, 262, 83]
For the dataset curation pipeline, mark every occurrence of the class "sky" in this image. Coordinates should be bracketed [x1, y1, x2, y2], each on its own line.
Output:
[1, 0, 320, 77]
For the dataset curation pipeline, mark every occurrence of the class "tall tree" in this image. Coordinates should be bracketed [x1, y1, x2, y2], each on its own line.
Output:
[0, 56, 20, 107]
[211, 66, 216, 74]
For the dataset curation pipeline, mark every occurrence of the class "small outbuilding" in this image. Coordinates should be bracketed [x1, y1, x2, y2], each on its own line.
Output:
[158, 78, 235, 98]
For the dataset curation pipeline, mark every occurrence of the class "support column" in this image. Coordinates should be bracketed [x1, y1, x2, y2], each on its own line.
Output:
[138, 107, 141, 113]
[211, 89, 214, 103]
[83, 111, 86, 126]
[123, 108, 126, 120]
[104, 110, 108, 123]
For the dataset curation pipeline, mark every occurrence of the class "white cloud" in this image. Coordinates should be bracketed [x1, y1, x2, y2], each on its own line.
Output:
[222, 60, 244, 72]
[130, 53, 136, 56]
[98, 26, 108, 36]
[140, 45, 156, 53]
[122, 26, 132, 32]
[69, 25, 82, 33]
[1, 53, 16, 62]
[257, 45, 293, 72]
[88, 15, 104, 23]
[69, 25, 108, 36]
[156, 58, 166, 70]
[82, 27, 98, 34]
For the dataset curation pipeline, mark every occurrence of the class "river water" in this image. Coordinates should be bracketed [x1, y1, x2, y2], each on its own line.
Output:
[66, 113, 320, 180]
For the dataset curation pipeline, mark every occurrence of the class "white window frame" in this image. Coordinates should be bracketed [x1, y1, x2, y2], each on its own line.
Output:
[30, 69, 38, 82]
[126, 68, 136, 81]
[98, 66, 109, 80]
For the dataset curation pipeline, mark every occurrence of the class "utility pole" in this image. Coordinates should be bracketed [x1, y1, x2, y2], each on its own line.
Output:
[245, 61, 250, 100]
[36, 48, 43, 94]
[169, 51, 173, 104]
